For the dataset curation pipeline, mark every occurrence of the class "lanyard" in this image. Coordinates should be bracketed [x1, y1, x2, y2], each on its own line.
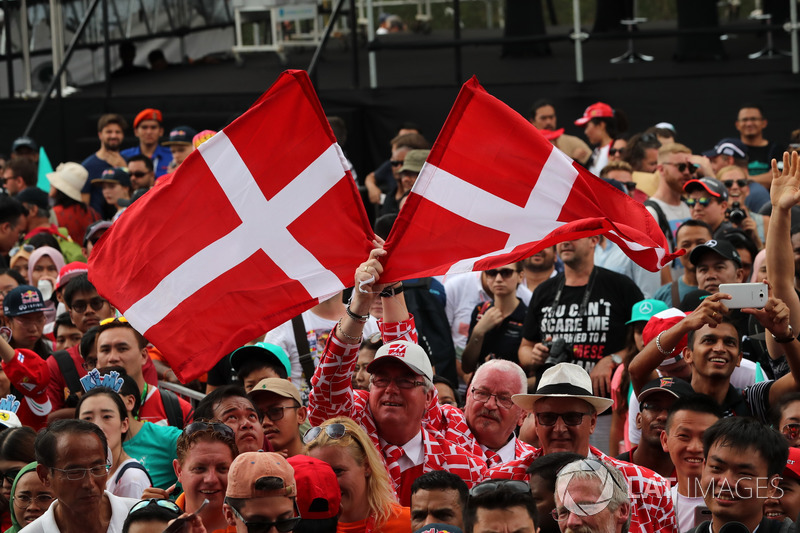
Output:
[547, 267, 597, 321]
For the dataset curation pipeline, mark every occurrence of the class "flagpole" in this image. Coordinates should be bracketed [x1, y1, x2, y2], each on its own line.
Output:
[572, 0, 584, 83]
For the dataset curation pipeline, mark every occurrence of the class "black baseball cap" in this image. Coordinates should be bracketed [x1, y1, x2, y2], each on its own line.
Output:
[689, 239, 742, 267]
[637, 377, 694, 403]
[11, 136, 37, 153]
[15, 187, 50, 212]
[3, 285, 46, 317]
[162, 126, 197, 146]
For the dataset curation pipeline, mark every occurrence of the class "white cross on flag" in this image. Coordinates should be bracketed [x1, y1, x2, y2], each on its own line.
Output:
[89, 70, 373, 381]
[380, 77, 682, 282]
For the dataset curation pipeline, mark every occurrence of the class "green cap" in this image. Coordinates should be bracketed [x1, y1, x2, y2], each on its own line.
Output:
[400, 149, 430, 174]
[626, 299, 669, 324]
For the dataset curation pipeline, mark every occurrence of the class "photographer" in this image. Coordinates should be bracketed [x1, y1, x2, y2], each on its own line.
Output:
[717, 165, 768, 248]
[518, 236, 644, 452]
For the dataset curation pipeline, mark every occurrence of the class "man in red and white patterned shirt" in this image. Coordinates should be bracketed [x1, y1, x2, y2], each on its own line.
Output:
[309, 247, 486, 506]
[486, 363, 676, 533]
[463, 359, 536, 467]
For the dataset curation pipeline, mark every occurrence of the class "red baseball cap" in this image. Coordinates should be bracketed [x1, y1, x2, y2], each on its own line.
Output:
[784, 447, 800, 480]
[133, 108, 163, 128]
[574, 102, 614, 126]
[56, 262, 88, 291]
[642, 307, 688, 367]
[287, 455, 341, 520]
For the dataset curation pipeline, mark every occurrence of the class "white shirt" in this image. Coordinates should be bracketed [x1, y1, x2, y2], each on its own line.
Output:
[480, 435, 518, 465]
[106, 458, 151, 499]
[444, 271, 532, 351]
[670, 484, 707, 532]
[24, 490, 139, 533]
[381, 430, 424, 472]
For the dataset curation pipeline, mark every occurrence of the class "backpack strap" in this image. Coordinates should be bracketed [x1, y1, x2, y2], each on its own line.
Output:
[53, 350, 82, 399]
[159, 388, 184, 428]
[115, 460, 153, 486]
[644, 199, 676, 251]
[670, 280, 681, 308]
[291, 315, 315, 387]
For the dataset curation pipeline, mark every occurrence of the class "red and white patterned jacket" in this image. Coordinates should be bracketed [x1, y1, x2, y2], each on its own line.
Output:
[309, 316, 486, 491]
[485, 445, 676, 533]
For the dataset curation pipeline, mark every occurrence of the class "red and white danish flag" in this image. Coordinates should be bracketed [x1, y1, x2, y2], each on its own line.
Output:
[380, 77, 682, 282]
[89, 70, 374, 381]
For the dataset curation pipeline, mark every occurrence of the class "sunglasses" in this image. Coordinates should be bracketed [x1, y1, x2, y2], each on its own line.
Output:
[722, 179, 748, 188]
[130, 171, 150, 178]
[484, 268, 517, 279]
[129, 498, 182, 516]
[782, 423, 800, 441]
[469, 479, 530, 498]
[685, 197, 712, 208]
[608, 148, 624, 156]
[622, 181, 637, 191]
[262, 405, 301, 422]
[99, 316, 128, 326]
[9, 244, 34, 257]
[228, 502, 301, 533]
[0, 468, 20, 485]
[303, 422, 348, 444]
[535, 411, 591, 426]
[69, 296, 107, 313]
[664, 162, 698, 174]
[183, 421, 236, 440]
[390, 160, 404, 166]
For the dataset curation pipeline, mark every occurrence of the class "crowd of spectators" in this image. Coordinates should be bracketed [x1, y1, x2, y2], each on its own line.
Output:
[0, 100, 798, 533]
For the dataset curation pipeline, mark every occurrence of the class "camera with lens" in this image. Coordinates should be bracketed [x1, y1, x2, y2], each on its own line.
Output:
[544, 338, 574, 366]
[726, 201, 747, 225]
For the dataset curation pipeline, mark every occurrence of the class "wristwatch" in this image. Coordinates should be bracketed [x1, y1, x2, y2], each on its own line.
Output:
[611, 353, 623, 365]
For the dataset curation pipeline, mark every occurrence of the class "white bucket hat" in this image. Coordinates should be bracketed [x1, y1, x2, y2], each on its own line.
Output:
[512, 362, 614, 414]
[47, 162, 89, 202]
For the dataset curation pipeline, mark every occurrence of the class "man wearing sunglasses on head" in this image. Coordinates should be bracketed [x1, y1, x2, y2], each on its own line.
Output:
[486, 363, 676, 533]
[95, 316, 192, 428]
[464, 479, 538, 533]
[223, 452, 301, 533]
[46, 273, 160, 422]
[28, 419, 139, 533]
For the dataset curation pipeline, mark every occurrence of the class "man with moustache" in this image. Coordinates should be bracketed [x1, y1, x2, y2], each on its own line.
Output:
[463, 360, 535, 467]
[528, 99, 591, 165]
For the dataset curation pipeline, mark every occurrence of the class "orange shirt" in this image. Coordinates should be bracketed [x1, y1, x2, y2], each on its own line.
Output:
[337, 504, 411, 533]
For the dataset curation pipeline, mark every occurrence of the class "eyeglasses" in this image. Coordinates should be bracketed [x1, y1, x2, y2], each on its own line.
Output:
[722, 179, 748, 188]
[663, 162, 698, 174]
[14, 493, 54, 508]
[9, 244, 34, 258]
[608, 148, 624, 156]
[390, 160, 404, 167]
[129, 498, 182, 515]
[183, 421, 236, 440]
[1, 468, 20, 485]
[535, 412, 591, 427]
[685, 197, 712, 208]
[371, 375, 425, 389]
[228, 502, 301, 533]
[303, 422, 348, 444]
[130, 171, 151, 178]
[69, 296, 107, 313]
[484, 268, 517, 279]
[81, 358, 98, 371]
[51, 464, 110, 480]
[99, 316, 128, 326]
[469, 480, 531, 498]
[471, 387, 515, 409]
[262, 405, 301, 422]
[782, 423, 800, 441]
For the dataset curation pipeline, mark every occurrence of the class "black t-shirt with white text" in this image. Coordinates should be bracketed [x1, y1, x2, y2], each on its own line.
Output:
[522, 267, 644, 372]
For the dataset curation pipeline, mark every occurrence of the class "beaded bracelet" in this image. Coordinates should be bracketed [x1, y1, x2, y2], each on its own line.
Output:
[337, 319, 362, 343]
[655, 331, 676, 356]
